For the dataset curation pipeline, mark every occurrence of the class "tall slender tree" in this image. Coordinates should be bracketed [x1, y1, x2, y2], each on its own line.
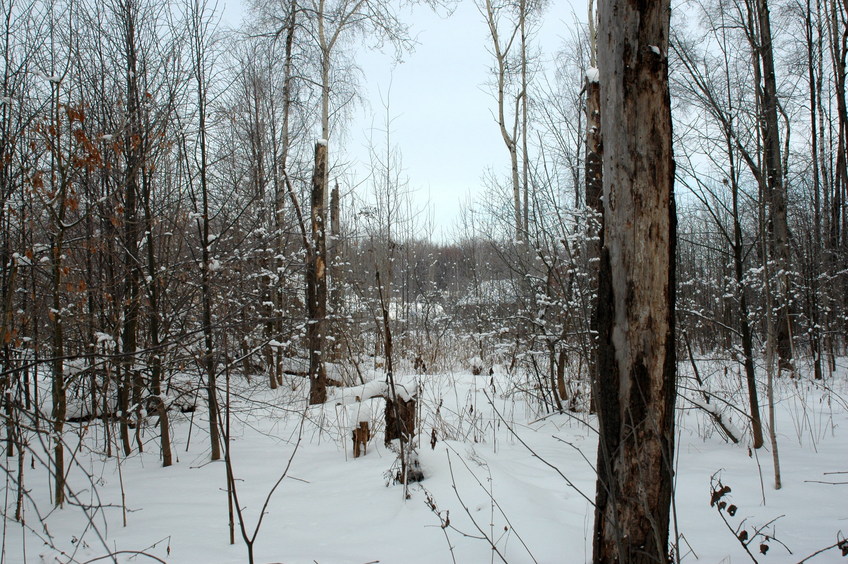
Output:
[750, 0, 794, 374]
[187, 0, 221, 461]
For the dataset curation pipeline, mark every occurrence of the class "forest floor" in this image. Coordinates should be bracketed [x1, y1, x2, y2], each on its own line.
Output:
[2, 357, 847, 563]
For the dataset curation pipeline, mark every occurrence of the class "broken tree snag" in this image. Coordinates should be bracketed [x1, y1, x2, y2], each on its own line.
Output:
[384, 396, 416, 447]
[352, 421, 370, 458]
[586, 66, 603, 416]
[413, 355, 426, 374]
[307, 140, 328, 405]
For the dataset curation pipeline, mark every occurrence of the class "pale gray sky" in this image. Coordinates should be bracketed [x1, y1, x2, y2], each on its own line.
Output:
[222, 0, 588, 239]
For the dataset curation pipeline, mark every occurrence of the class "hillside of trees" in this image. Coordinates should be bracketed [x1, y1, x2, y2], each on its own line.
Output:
[1, 0, 846, 561]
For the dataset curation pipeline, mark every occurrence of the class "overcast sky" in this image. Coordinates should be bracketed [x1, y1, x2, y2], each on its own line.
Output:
[223, 0, 588, 240]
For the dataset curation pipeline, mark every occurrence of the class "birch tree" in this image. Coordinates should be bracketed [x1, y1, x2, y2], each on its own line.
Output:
[480, 0, 541, 242]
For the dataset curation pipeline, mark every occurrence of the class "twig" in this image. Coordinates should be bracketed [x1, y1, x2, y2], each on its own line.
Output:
[83, 549, 168, 564]
[551, 436, 597, 473]
[484, 390, 594, 507]
[795, 537, 847, 563]
[446, 452, 509, 563]
[681, 330, 740, 443]
[421, 486, 459, 564]
[445, 443, 539, 563]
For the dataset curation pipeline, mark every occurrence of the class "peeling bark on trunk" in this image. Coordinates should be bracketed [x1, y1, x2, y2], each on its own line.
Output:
[592, 0, 677, 559]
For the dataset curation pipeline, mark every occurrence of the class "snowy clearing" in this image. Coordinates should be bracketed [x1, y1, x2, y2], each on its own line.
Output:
[2, 358, 846, 564]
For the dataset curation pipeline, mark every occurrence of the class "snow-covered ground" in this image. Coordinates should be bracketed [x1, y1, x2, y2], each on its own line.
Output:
[2, 358, 846, 563]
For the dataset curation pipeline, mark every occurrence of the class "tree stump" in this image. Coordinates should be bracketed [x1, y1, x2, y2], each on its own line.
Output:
[352, 421, 370, 458]
[384, 396, 416, 446]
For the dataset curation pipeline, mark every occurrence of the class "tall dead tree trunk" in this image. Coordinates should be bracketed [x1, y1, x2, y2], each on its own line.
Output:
[307, 141, 328, 405]
[328, 181, 342, 361]
[592, 0, 677, 559]
[754, 0, 794, 374]
[585, 67, 602, 414]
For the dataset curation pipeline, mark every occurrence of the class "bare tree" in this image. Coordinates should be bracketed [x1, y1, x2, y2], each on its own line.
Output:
[671, 10, 765, 448]
[481, 0, 528, 241]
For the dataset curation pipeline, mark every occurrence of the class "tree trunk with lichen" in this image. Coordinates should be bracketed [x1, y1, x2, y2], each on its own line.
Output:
[592, 0, 677, 559]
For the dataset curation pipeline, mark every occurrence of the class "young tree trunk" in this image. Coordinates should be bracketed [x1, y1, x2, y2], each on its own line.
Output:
[46, 78, 68, 508]
[805, 0, 824, 381]
[190, 0, 220, 461]
[592, 0, 677, 559]
[121, 7, 144, 454]
[734, 207, 764, 448]
[143, 174, 171, 466]
[199, 73, 220, 463]
[273, 1, 297, 388]
[726, 136, 764, 447]
[828, 0, 848, 346]
[307, 141, 328, 405]
[50, 240, 66, 507]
